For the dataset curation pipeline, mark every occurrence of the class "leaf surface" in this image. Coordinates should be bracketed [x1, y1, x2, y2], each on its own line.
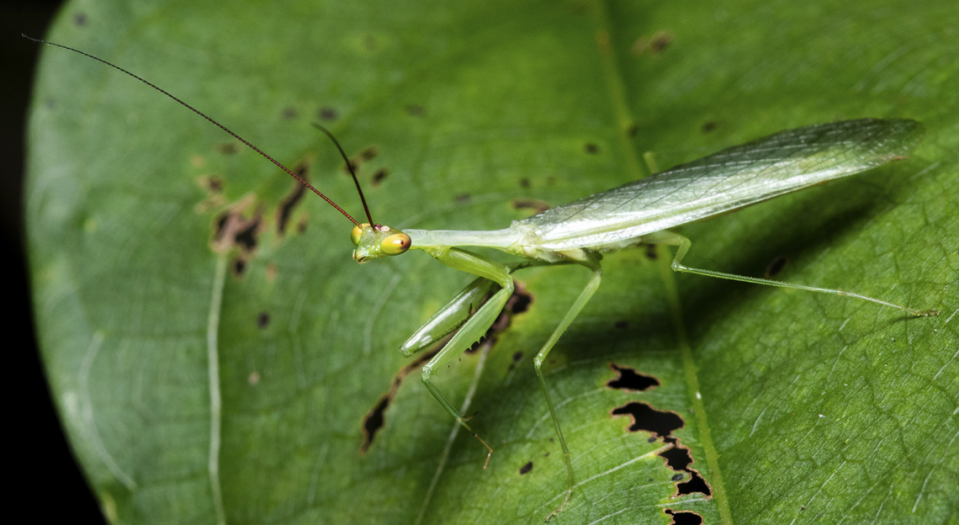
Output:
[28, 0, 957, 523]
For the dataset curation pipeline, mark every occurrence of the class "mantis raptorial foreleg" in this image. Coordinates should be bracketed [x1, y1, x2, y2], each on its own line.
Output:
[400, 276, 499, 357]
[533, 256, 603, 520]
[644, 231, 937, 316]
[418, 248, 514, 466]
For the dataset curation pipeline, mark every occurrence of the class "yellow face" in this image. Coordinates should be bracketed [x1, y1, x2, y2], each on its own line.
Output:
[350, 223, 411, 263]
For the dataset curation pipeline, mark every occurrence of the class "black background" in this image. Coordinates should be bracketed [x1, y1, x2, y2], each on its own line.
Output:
[4, 2, 105, 523]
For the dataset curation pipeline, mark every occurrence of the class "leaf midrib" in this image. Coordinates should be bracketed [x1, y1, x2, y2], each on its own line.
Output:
[592, 0, 733, 522]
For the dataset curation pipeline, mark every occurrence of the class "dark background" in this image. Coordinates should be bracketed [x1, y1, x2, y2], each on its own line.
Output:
[4, 2, 105, 522]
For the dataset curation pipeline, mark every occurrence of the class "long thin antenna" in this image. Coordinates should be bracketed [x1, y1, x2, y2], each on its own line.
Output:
[24, 34, 361, 227]
[311, 123, 374, 226]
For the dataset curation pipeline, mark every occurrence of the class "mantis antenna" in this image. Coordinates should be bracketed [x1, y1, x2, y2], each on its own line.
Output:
[311, 123, 375, 227]
[23, 34, 372, 227]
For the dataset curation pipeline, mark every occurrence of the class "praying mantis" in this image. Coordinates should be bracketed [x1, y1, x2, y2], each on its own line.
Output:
[28, 36, 940, 521]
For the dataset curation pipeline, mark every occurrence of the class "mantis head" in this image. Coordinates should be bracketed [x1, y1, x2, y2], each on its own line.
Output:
[351, 223, 411, 263]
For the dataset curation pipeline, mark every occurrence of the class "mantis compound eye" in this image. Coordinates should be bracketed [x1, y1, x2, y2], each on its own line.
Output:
[351, 223, 370, 246]
[381, 233, 411, 255]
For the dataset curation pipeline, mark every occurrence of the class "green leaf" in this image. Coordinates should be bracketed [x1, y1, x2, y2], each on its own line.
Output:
[27, 0, 956, 523]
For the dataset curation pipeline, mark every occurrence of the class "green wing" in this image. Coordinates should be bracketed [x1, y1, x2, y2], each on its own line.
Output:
[514, 119, 924, 251]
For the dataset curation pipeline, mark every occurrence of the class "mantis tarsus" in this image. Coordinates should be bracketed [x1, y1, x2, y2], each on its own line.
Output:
[30, 35, 940, 521]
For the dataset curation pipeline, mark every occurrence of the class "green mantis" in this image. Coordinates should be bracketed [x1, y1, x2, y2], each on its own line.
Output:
[29, 36, 940, 521]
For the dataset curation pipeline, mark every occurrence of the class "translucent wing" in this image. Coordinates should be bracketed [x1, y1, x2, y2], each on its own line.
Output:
[514, 119, 923, 251]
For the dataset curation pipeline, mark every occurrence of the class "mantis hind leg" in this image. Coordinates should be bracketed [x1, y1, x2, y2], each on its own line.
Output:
[644, 230, 938, 317]
[533, 257, 603, 521]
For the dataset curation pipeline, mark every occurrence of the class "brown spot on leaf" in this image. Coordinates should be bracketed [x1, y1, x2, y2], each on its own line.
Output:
[212, 197, 262, 279]
[205, 176, 223, 192]
[371, 169, 389, 187]
[764, 255, 788, 278]
[217, 142, 240, 155]
[508, 351, 524, 372]
[360, 146, 378, 161]
[233, 219, 259, 251]
[511, 198, 552, 214]
[361, 349, 439, 454]
[318, 107, 338, 121]
[232, 257, 246, 277]
[645, 244, 659, 260]
[632, 31, 674, 56]
[469, 283, 533, 354]
[277, 164, 309, 235]
[341, 160, 359, 175]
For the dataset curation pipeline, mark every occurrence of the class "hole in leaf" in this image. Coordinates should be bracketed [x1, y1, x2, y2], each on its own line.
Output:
[664, 509, 703, 525]
[607, 364, 660, 392]
[612, 402, 682, 437]
[612, 401, 712, 498]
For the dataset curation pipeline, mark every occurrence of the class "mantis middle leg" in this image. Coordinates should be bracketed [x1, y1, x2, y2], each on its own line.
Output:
[533, 255, 603, 520]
